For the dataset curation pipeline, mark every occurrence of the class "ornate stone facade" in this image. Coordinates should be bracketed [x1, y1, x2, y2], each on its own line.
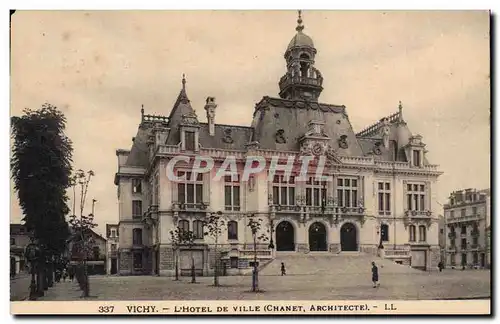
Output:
[114, 12, 443, 276]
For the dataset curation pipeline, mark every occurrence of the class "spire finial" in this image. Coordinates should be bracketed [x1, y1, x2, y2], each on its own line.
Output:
[296, 10, 304, 32]
[182, 73, 186, 90]
[398, 101, 403, 122]
[141, 104, 144, 120]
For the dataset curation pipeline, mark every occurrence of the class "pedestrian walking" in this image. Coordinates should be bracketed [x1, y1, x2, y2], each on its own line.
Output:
[281, 262, 286, 276]
[371, 261, 380, 288]
[438, 261, 443, 272]
[68, 266, 75, 282]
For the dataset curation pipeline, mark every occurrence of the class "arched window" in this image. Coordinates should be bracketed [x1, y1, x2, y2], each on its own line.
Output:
[132, 228, 143, 245]
[299, 53, 310, 78]
[193, 220, 204, 239]
[419, 225, 426, 242]
[228, 221, 238, 240]
[409, 225, 416, 242]
[380, 224, 389, 242]
[178, 220, 189, 233]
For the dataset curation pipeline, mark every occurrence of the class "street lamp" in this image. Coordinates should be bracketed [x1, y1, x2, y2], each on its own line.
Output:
[268, 220, 275, 250]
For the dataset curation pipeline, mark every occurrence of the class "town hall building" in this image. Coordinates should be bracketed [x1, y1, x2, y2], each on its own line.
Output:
[114, 12, 443, 276]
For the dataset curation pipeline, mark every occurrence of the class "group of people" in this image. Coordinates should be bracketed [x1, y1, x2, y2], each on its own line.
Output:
[54, 266, 75, 283]
[280, 261, 382, 288]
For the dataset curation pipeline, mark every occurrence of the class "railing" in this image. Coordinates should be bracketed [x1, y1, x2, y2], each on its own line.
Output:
[384, 248, 411, 258]
[279, 74, 323, 90]
[273, 205, 302, 213]
[448, 214, 482, 223]
[239, 250, 272, 258]
[356, 111, 401, 137]
[142, 114, 169, 124]
[448, 232, 456, 239]
[173, 202, 209, 211]
[405, 210, 432, 218]
[471, 230, 480, 237]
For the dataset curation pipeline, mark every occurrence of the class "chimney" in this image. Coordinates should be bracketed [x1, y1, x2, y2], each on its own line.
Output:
[204, 97, 217, 136]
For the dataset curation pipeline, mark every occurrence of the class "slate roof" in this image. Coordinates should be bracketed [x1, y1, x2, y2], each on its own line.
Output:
[250, 96, 364, 155]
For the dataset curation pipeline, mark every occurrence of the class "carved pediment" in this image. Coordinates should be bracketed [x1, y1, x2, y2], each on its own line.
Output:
[181, 111, 199, 126]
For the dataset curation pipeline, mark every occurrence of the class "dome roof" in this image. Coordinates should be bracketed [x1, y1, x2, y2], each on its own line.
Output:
[287, 31, 314, 50]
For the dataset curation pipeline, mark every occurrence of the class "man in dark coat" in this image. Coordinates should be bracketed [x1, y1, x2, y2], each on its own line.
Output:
[371, 261, 380, 288]
[281, 262, 286, 276]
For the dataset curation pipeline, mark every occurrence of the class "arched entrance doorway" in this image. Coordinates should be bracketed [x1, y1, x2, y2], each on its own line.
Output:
[276, 221, 295, 251]
[309, 222, 327, 251]
[340, 223, 358, 251]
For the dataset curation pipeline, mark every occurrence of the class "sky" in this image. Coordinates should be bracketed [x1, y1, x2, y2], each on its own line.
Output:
[10, 10, 490, 235]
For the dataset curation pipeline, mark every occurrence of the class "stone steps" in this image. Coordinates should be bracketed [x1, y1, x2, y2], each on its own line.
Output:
[260, 252, 422, 276]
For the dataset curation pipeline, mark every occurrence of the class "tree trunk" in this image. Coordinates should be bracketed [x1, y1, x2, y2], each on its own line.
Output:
[43, 264, 49, 290]
[214, 237, 219, 287]
[47, 262, 54, 287]
[191, 248, 196, 283]
[82, 259, 90, 297]
[174, 249, 179, 281]
[36, 266, 44, 297]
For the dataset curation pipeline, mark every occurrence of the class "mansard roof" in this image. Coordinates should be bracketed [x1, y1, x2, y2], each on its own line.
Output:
[198, 123, 252, 151]
[250, 96, 364, 155]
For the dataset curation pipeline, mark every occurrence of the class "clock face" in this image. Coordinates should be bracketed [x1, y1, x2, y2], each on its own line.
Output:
[312, 143, 323, 156]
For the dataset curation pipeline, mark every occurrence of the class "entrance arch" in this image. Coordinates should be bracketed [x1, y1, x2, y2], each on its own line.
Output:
[340, 223, 358, 251]
[276, 221, 295, 251]
[309, 222, 327, 251]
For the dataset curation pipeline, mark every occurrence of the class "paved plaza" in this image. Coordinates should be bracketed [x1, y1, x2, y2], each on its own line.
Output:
[14, 268, 490, 301]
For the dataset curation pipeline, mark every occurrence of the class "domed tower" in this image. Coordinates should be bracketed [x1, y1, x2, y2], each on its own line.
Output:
[279, 11, 324, 102]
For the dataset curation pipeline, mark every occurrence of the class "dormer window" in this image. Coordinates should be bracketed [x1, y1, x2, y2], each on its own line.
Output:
[412, 149, 422, 167]
[132, 178, 142, 194]
[185, 131, 196, 151]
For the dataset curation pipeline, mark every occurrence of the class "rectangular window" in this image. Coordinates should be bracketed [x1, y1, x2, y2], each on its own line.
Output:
[228, 221, 238, 240]
[10, 238, 15, 245]
[418, 226, 426, 242]
[472, 236, 478, 246]
[406, 183, 426, 211]
[413, 150, 421, 167]
[193, 220, 204, 239]
[450, 239, 455, 247]
[450, 210, 454, 218]
[185, 131, 195, 151]
[177, 172, 203, 206]
[461, 208, 466, 217]
[377, 181, 391, 215]
[230, 257, 238, 269]
[305, 177, 326, 207]
[132, 200, 143, 218]
[450, 253, 456, 265]
[132, 178, 142, 194]
[133, 229, 143, 245]
[271, 174, 296, 206]
[111, 244, 117, 252]
[337, 177, 358, 208]
[461, 238, 467, 250]
[461, 225, 467, 234]
[133, 252, 143, 270]
[409, 226, 416, 242]
[472, 206, 477, 215]
[179, 220, 189, 233]
[111, 229, 117, 238]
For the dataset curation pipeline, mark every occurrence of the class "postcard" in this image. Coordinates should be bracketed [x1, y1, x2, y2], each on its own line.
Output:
[9, 10, 491, 316]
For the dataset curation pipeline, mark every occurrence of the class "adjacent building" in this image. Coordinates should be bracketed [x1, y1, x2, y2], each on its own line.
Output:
[114, 13, 443, 276]
[106, 224, 120, 275]
[10, 224, 31, 276]
[443, 188, 490, 268]
[68, 228, 107, 275]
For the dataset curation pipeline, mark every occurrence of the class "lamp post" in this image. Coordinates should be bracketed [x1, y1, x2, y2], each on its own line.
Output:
[24, 237, 40, 300]
[268, 220, 275, 258]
